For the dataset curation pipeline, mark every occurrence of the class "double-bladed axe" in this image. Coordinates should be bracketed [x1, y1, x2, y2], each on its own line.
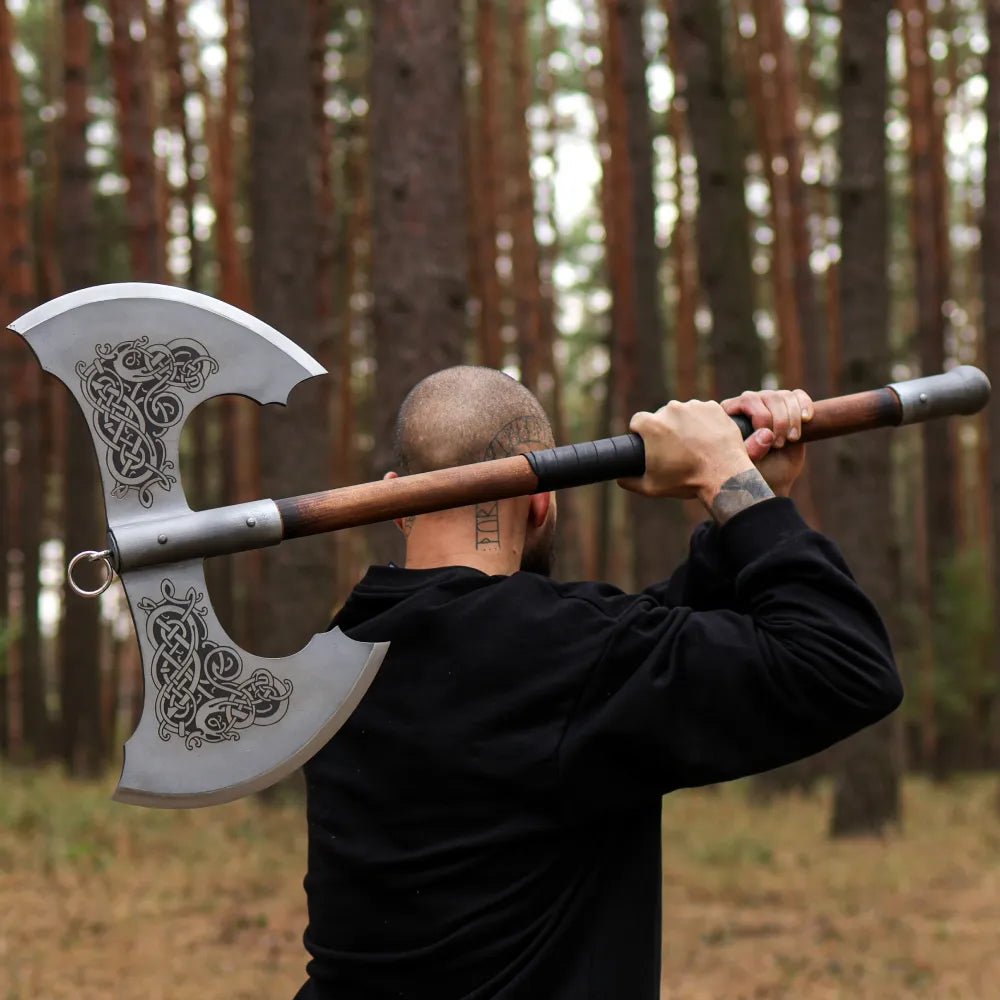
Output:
[6, 283, 991, 808]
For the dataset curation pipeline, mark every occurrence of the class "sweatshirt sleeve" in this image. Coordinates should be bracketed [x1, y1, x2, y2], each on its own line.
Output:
[557, 498, 903, 813]
[640, 520, 737, 611]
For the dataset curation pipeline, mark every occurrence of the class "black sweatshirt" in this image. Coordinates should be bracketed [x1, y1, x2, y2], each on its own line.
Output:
[297, 498, 902, 1000]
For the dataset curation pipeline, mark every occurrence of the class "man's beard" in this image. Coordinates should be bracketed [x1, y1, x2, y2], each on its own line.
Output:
[520, 519, 556, 577]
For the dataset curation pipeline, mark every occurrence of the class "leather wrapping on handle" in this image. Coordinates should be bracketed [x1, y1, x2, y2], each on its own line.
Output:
[525, 416, 755, 492]
[526, 434, 645, 491]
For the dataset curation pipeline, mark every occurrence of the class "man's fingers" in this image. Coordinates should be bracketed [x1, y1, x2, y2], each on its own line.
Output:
[745, 427, 775, 463]
[628, 410, 656, 436]
[794, 388, 814, 422]
[722, 386, 815, 449]
[782, 390, 803, 442]
[761, 390, 792, 446]
[722, 391, 772, 430]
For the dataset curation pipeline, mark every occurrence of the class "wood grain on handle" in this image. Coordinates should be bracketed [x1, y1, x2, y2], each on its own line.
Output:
[278, 455, 539, 539]
[275, 385, 906, 541]
[798, 386, 902, 442]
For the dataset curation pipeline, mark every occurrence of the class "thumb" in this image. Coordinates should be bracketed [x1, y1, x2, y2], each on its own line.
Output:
[745, 427, 775, 463]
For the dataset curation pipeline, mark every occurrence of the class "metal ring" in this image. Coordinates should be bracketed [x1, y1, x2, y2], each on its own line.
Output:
[68, 549, 115, 598]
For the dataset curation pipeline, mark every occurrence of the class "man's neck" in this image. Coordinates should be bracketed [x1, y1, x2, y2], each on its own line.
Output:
[402, 524, 523, 577]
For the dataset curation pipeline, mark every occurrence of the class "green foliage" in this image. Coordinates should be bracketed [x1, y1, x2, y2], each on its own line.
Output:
[0, 617, 18, 679]
[931, 547, 997, 725]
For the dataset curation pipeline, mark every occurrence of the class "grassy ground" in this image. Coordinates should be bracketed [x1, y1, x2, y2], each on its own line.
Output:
[1, 767, 998, 999]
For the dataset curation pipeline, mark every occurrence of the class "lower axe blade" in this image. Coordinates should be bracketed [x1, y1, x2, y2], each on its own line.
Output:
[114, 560, 388, 808]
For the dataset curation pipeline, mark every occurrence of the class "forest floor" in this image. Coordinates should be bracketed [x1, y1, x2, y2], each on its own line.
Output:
[1, 768, 998, 999]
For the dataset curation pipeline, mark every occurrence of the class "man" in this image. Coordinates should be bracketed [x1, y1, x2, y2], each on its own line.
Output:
[296, 366, 901, 999]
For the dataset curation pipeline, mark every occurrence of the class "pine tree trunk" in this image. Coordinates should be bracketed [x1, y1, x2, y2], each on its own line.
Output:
[507, 0, 546, 392]
[670, 0, 761, 398]
[982, 0, 1000, 786]
[603, 0, 685, 587]
[1, 0, 47, 758]
[829, 0, 901, 838]
[162, 0, 200, 289]
[369, 0, 469, 565]
[735, 0, 802, 389]
[474, 0, 503, 369]
[109, 0, 164, 281]
[248, 0, 333, 655]
[752, 0, 829, 527]
[899, 0, 956, 775]
[57, 0, 105, 776]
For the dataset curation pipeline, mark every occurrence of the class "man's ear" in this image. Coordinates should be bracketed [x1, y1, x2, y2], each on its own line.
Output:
[383, 471, 407, 534]
[528, 491, 551, 528]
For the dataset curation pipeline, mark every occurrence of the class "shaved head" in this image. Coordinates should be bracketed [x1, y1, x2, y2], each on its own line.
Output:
[394, 366, 555, 474]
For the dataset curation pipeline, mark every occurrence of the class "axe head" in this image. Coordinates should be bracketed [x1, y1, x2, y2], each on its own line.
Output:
[8, 284, 388, 807]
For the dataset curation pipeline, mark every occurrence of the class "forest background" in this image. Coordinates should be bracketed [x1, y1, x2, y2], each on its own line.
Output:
[2, 0, 1000, 996]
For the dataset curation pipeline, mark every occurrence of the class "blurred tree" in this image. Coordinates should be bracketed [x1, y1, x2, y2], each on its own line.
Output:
[829, 0, 901, 838]
[899, 0, 958, 774]
[162, 0, 200, 290]
[508, 0, 546, 392]
[0, 0, 44, 758]
[670, 0, 761, 399]
[369, 0, 468, 565]
[602, 0, 684, 584]
[662, 0, 699, 403]
[983, 0, 1000, 777]
[109, 0, 164, 282]
[248, 0, 333, 654]
[57, 0, 105, 775]
[473, 0, 503, 370]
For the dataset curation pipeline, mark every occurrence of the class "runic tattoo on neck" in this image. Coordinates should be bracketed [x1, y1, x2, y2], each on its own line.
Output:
[709, 468, 774, 525]
[476, 503, 500, 549]
[476, 415, 551, 550]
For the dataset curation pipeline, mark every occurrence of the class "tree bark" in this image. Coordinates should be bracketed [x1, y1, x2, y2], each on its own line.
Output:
[829, 0, 901, 837]
[899, 0, 956, 775]
[1, 0, 48, 760]
[57, 0, 105, 776]
[603, 0, 685, 586]
[982, 0, 1000, 785]
[369, 0, 469, 565]
[248, 0, 333, 655]
[474, 0, 503, 369]
[108, 0, 164, 281]
[161, 0, 200, 289]
[507, 0, 546, 392]
[670, 0, 761, 398]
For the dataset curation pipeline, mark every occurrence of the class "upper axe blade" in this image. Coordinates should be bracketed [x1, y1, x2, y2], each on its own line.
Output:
[8, 283, 388, 808]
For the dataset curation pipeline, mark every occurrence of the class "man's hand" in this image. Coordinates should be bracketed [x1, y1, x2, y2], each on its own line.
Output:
[619, 400, 761, 515]
[721, 388, 813, 497]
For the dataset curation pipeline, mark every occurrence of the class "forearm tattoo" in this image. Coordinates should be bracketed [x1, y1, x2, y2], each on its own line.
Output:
[476, 415, 552, 550]
[708, 468, 774, 525]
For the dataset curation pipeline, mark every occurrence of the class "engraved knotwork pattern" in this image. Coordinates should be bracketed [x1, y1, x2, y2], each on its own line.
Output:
[139, 580, 293, 750]
[77, 337, 219, 508]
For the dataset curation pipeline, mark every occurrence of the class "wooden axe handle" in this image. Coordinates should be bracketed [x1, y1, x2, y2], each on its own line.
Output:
[276, 371, 986, 541]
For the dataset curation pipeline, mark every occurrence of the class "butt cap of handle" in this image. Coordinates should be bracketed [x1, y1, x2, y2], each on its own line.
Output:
[888, 365, 991, 425]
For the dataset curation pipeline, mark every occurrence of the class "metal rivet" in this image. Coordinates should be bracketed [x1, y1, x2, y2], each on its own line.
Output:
[919, 392, 929, 403]
[246, 517, 257, 528]
[158, 534, 168, 544]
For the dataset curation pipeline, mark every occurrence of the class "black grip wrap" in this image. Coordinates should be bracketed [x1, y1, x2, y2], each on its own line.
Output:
[526, 415, 755, 492]
[732, 413, 753, 439]
[526, 434, 646, 492]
